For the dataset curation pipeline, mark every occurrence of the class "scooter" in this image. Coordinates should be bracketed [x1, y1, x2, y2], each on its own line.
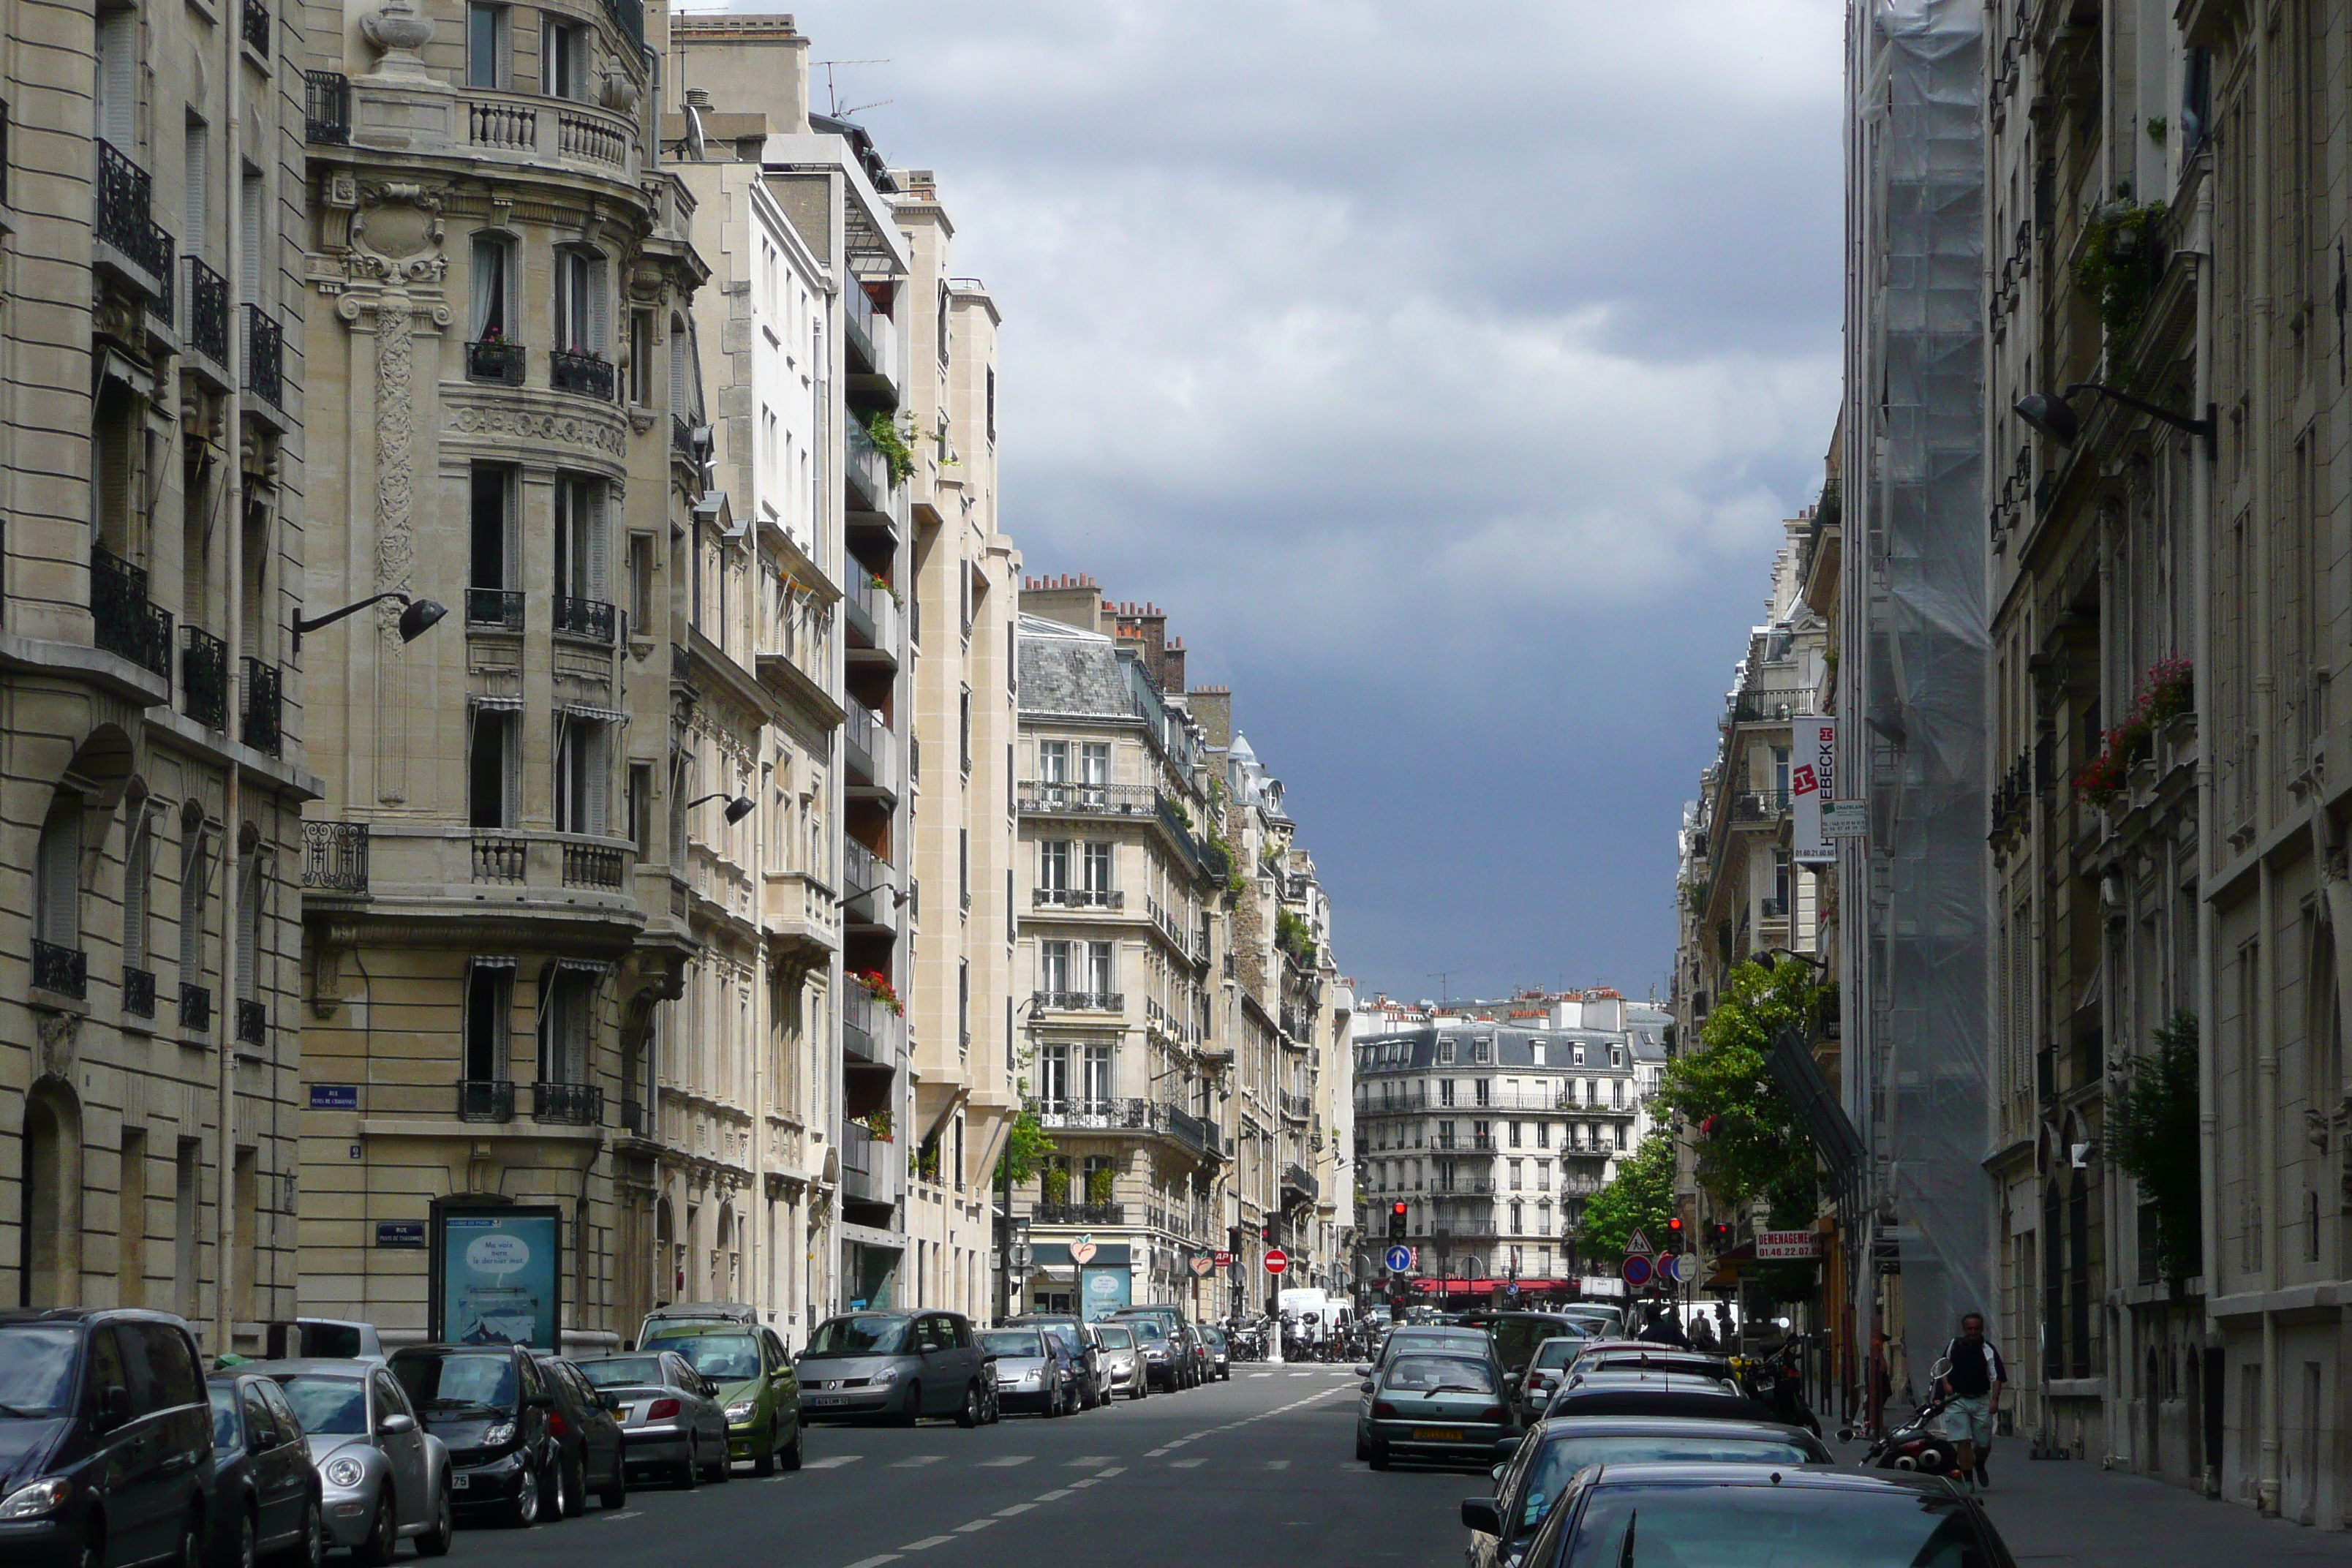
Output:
[1733, 1335, 1823, 1436]
[1842, 1358, 1960, 1474]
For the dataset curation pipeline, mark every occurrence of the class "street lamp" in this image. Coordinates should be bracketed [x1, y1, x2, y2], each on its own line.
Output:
[685, 791, 757, 826]
[2015, 382, 2215, 459]
[291, 591, 447, 655]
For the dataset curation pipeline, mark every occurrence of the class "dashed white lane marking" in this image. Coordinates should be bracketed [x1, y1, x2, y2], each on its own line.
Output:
[1068, 1478, 1100, 1489]
[844, 1556, 901, 1568]
[993, 1504, 1036, 1518]
[1186, 1430, 1215, 1439]
[1265, 1460, 1291, 1469]
[1250, 1373, 1273, 1379]
[1096, 1466, 1126, 1477]
[892, 1455, 946, 1468]
[1034, 1488, 1074, 1501]
[1169, 1458, 1205, 1469]
[1144, 1447, 1170, 1457]
[977, 1456, 1033, 1467]
[900, 1537, 955, 1552]
[1289, 1372, 1312, 1378]
[1068, 1455, 1118, 1465]
[600, 1511, 644, 1521]
[954, 1520, 996, 1534]
[807, 1456, 864, 1469]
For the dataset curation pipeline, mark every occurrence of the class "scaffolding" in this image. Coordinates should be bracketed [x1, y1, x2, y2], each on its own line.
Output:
[1837, 0, 1991, 1393]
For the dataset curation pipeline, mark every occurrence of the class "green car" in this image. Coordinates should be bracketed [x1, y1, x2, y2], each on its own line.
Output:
[639, 1322, 804, 1473]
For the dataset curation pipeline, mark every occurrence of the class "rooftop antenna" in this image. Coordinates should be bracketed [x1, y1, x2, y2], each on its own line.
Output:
[813, 59, 892, 118]
[1428, 971, 1455, 1005]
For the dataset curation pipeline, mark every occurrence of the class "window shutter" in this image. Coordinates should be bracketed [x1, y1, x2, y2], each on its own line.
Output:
[500, 714, 520, 829]
[587, 723, 611, 837]
[183, 120, 209, 249]
[124, 821, 151, 970]
[241, 168, 265, 304]
[587, 484, 610, 601]
[589, 258, 610, 358]
[553, 712, 573, 832]
[235, 854, 260, 1000]
[97, 11, 137, 148]
[37, 802, 83, 947]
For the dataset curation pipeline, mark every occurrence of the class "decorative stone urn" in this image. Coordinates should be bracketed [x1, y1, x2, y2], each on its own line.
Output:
[361, 0, 433, 77]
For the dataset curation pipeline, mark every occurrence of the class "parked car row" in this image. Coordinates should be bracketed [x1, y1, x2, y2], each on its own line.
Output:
[1352, 1308, 2024, 1568]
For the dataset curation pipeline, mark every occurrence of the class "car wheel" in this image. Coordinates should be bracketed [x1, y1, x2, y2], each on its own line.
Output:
[895, 1383, 921, 1428]
[1354, 1425, 1371, 1460]
[178, 1512, 205, 1568]
[706, 1440, 731, 1484]
[78, 1526, 104, 1568]
[780, 1421, 804, 1471]
[1368, 1438, 1391, 1471]
[754, 1419, 778, 1477]
[598, 1453, 627, 1510]
[559, 1455, 584, 1519]
[357, 1488, 399, 1563]
[1043, 1384, 1061, 1420]
[227, 1508, 257, 1568]
[957, 1383, 981, 1429]
[284, 1499, 325, 1568]
[676, 1438, 698, 1490]
[509, 1462, 541, 1529]
[415, 1482, 453, 1558]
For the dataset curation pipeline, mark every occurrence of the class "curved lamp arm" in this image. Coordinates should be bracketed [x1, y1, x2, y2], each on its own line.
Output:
[293, 591, 447, 655]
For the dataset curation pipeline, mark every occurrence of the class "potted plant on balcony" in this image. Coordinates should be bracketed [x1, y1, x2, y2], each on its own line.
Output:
[853, 1107, 894, 1142]
[853, 968, 904, 1015]
[1085, 1166, 1117, 1207]
[1041, 1165, 1071, 1207]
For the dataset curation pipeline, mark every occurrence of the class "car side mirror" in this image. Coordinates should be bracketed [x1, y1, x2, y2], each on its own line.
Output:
[97, 1384, 132, 1432]
[1460, 1499, 1503, 1534]
[377, 1413, 415, 1436]
[1360, 1379, 1375, 1394]
[1354, 1363, 1373, 1378]
[1503, 1372, 1520, 1388]
[621, 1341, 636, 1353]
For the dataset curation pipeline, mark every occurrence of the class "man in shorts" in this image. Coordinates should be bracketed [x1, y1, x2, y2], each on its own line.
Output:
[1937, 1312, 2005, 1489]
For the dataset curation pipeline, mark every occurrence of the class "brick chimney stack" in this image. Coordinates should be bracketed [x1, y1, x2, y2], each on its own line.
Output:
[1019, 572, 1107, 634]
[1113, 600, 1169, 691]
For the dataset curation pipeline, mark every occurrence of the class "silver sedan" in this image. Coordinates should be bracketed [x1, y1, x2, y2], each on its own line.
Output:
[574, 1351, 731, 1488]
[1092, 1324, 1148, 1401]
[254, 1359, 455, 1561]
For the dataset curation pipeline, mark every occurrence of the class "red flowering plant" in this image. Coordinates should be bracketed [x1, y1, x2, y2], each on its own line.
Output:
[2073, 657, 2194, 807]
[853, 968, 903, 1016]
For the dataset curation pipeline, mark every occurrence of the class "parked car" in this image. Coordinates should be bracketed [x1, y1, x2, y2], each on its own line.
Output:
[1540, 1377, 1779, 1424]
[386, 1343, 562, 1528]
[1113, 1316, 1184, 1391]
[1198, 1326, 1232, 1382]
[257, 1358, 453, 1561]
[1507, 1463, 2002, 1568]
[1176, 1324, 1212, 1385]
[1359, 1349, 1518, 1471]
[631, 1303, 759, 1354]
[1092, 1324, 1147, 1401]
[0, 1309, 219, 1568]
[1102, 1307, 1195, 1390]
[631, 1324, 801, 1473]
[795, 1313, 988, 1428]
[1463, 1417, 1835, 1568]
[1451, 1313, 1594, 1382]
[260, 1323, 385, 1365]
[973, 1329, 1077, 1417]
[1513, 1337, 1584, 1424]
[526, 1354, 627, 1512]
[206, 1371, 325, 1568]
[572, 1352, 729, 1488]
[1569, 1345, 1734, 1380]
[1552, 1305, 1624, 1341]
[1005, 1317, 1103, 1409]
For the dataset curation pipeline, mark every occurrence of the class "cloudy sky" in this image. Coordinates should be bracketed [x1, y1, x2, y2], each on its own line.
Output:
[772, 0, 1847, 1003]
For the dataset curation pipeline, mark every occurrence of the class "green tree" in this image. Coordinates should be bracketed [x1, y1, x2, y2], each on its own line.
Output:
[1655, 956, 1822, 1208]
[995, 1108, 1055, 1188]
[1578, 1131, 1676, 1262]
[2109, 1011, 2201, 1281]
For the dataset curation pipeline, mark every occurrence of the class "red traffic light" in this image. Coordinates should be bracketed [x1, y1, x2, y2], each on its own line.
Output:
[1667, 1216, 1684, 1232]
[1392, 1202, 1407, 1216]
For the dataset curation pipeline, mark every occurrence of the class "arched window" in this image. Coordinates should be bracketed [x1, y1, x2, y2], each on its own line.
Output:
[123, 809, 156, 1015]
[20, 1083, 84, 1308]
[468, 232, 519, 350]
[179, 813, 214, 1030]
[554, 247, 608, 358]
[34, 794, 85, 992]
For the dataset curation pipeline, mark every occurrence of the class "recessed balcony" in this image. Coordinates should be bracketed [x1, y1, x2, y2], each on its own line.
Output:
[466, 587, 525, 632]
[843, 574, 900, 669]
[549, 349, 615, 401]
[553, 595, 618, 644]
[845, 698, 899, 797]
[93, 546, 174, 684]
[467, 339, 527, 386]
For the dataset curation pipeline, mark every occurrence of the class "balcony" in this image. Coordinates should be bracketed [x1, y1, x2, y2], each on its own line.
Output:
[235, 998, 266, 1047]
[183, 257, 230, 370]
[549, 349, 614, 401]
[301, 821, 370, 892]
[1017, 779, 1156, 819]
[843, 281, 900, 401]
[1033, 1202, 1126, 1226]
[1031, 990, 1123, 1014]
[1278, 1090, 1311, 1122]
[472, 834, 527, 883]
[458, 1079, 516, 1123]
[124, 967, 157, 1018]
[93, 547, 173, 682]
[844, 575, 901, 666]
[1282, 1162, 1319, 1203]
[1730, 790, 1791, 826]
[843, 421, 904, 532]
[466, 339, 526, 386]
[245, 306, 282, 409]
[1033, 887, 1123, 910]
[531, 1080, 603, 1126]
[845, 698, 898, 793]
[95, 140, 173, 316]
[1731, 688, 1809, 725]
[842, 840, 901, 932]
[181, 627, 228, 728]
[241, 0, 270, 53]
[31, 940, 86, 1000]
[1431, 1176, 1496, 1195]
[842, 984, 905, 1066]
[841, 1121, 902, 1208]
[241, 659, 282, 757]
[304, 71, 351, 144]
[562, 841, 625, 890]
[180, 984, 211, 1034]
[466, 587, 525, 631]
[1030, 1098, 1216, 1158]
[553, 595, 618, 644]
[619, 1098, 646, 1137]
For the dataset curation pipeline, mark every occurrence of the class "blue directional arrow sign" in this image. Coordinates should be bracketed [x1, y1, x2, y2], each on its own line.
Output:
[1384, 1244, 1413, 1273]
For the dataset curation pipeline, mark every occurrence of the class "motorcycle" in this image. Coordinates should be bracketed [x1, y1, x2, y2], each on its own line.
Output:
[1730, 1335, 1823, 1435]
[1842, 1358, 1960, 1475]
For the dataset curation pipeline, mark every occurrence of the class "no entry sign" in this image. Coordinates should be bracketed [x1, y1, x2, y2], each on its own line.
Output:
[1263, 1248, 1289, 1275]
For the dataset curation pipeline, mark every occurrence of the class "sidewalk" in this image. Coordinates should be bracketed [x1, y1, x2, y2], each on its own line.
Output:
[1832, 1439, 2345, 1567]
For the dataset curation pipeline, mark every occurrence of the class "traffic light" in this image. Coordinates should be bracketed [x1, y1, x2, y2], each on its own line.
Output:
[1665, 1215, 1685, 1252]
[1388, 1201, 1407, 1240]
[1259, 1224, 1272, 1245]
[1708, 1221, 1734, 1251]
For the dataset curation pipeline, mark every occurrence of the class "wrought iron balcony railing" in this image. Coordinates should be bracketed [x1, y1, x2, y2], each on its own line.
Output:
[458, 1079, 516, 1123]
[531, 1080, 603, 1126]
[123, 966, 157, 1018]
[1032, 1202, 1126, 1226]
[180, 983, 211, 1033]
[245, 306, 283, 407]
[241, 658, 282, 756]
[1031, 990, 1122, 1013]
[1033, 887, 1123, 909]
[241, 0, 271, 53]
[549, 349, 614, 399]
[301, 821, 369, 892]
[467, 339, 525, 385]
[553, 595, 617, 644]
[95, 140, 175, 312]
[93, 546, 173, 681]
[181, 626, 229, 728]
[466, 587, 525, 630]
[31, 939, 86, 998]
[235, 998, 266, 1046]
[304, 71, 351, 144]
[184, 256, 229, 366]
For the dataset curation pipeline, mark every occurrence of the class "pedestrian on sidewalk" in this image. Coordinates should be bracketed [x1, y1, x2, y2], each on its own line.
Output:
[1637, 1303, 1691, 1348]
[1936, 1312, 2005, 1490]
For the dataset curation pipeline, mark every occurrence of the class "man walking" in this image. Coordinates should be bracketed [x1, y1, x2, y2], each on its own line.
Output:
[1937, 1312, 2005, 1489]
[1636, 1303, 1691, 1348]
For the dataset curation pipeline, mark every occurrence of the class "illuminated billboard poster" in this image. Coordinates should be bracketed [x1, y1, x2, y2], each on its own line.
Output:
[437, 1206, 562, 1349]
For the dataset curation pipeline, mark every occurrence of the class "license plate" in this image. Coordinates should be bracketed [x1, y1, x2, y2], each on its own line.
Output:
[1411, 1428, 1465, 1441]
[451, 1474, 470, 1490]
[810, 1395, 846, 1407]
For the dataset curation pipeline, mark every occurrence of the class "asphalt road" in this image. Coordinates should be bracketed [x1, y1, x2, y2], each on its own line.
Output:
[448, 1365, 1481, 1568]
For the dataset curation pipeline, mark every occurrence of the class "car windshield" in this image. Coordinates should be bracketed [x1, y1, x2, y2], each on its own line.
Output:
[1383, 1354, 1496, 1395]
[578, 1357, 666, 1390]
[1531, 1339, 1583, 1371]
[1513, 1438, 1822, 1532]
[0, 1324, 80, 1417]
[672, 1335, 763, 1382]
[1565, 1483, 1980, 1568]
[1131, 1322, 1167, 1343]
[208, 1384, 241, 1451]
[805, 1318, 908, 1357]
[393, 1353, 516, 1412]
[1096, 1327, 1132, 1350]
[1202, 1330, 1226, 1348]
[979, 1331, 1042, 1358]
[273, 1375, 367, 1436]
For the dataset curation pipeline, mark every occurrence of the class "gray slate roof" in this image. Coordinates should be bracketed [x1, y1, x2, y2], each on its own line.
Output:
[1018, 614, 1134, 719]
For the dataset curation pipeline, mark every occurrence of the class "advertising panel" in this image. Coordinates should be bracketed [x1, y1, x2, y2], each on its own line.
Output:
[437, 1206, 562, 1349]
[1080, 1265, 1131, 1321]
[1792, 716, 1837, 863]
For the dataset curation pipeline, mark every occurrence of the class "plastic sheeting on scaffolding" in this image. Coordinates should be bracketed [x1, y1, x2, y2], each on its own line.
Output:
[1837, 0, 1991, 1361]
